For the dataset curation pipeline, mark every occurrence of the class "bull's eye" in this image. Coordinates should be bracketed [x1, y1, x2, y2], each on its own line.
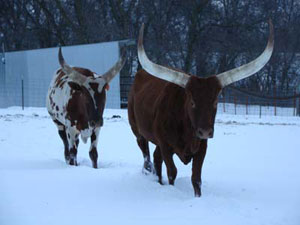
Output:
[191, 99, 196, 108]
[214, 100, 218, 108]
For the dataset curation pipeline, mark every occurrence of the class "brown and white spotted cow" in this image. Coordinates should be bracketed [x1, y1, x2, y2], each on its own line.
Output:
[47, 47, 126, 168]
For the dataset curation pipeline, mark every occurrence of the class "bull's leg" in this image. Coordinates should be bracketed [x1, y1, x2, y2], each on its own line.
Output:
[191, 139, 207, 197]
[89, 127, 100, 169]
[153, 146, 163, 184]
[136, 136, 154, 174]
[53, 120, 70, 163]
[160, 145, 177, 185]
[66, 129, 79, 166]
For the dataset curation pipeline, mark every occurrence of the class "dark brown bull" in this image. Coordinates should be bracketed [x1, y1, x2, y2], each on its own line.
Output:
[128, 21, 274, 197]
[47, 47, 125, 168]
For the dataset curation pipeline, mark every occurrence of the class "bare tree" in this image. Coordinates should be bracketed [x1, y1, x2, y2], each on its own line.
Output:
[0, 0, 299, 96]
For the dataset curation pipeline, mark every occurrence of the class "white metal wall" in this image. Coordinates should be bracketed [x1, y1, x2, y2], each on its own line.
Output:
[0, 41, 121, 108]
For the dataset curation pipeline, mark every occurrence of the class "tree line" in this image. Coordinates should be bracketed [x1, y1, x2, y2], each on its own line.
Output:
[1, 0, 300, 95]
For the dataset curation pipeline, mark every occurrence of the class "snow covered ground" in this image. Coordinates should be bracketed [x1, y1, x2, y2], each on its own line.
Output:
[0, 107, 300, 225]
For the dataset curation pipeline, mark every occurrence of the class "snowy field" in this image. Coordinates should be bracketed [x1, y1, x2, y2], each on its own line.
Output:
[1, 107, 300, 225]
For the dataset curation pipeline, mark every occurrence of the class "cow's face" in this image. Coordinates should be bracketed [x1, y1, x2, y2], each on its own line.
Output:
[185, 76, 222, 139]
[67, 67, 107, 127]
[49, 46, 125, 132]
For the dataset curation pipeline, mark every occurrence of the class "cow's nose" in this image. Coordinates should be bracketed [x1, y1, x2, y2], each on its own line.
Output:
[196, 128, 213, 139]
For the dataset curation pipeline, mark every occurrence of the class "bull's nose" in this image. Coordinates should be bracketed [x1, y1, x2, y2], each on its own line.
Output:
[196, 128, 213, 139]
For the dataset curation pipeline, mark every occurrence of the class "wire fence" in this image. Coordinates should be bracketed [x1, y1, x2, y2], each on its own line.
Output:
[217, 87, 300, 117]
[1, 77, 300, 117]
[1, 46, 299, 117]
[0, 81, 48, 109]
[119, 75, 300, 117]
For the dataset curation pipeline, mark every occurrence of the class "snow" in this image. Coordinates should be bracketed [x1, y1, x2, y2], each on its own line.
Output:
[0, 107, 300, 225]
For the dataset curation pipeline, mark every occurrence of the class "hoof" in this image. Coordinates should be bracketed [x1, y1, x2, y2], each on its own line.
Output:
[69, 159, 78, 166]
[92, 162, 98, 169]
[158, 178, 163, 185]
[192, 181, 202, 197]
[142, 161, 155, 175]
[65, 155, 70, 164]
[169, 180, 175, 185]
[195, 193, 201, 198]
[194, 189, 202, 197]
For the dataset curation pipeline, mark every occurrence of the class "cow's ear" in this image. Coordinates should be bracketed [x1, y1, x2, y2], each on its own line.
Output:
[68, 82, 82, 91]
[104, 83, 110, 91]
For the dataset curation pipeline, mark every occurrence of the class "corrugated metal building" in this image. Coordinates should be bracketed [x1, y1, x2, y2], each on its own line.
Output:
[0, 41, 122, 109]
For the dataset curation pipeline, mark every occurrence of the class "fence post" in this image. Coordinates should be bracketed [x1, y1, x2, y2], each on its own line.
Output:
[223, 91, 226, 113]
[273, 88, 277, 116]
[259, 104, 262, 118]
[246, 96, 248, 115]
[21, 75, 24, 110]
[234, 95, 237, 115]
[293, 90, 296, 116]
[298, 97, 300, 117]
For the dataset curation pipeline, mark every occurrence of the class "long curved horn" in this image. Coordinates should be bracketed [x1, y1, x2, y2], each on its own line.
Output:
[101, 50, 126, 83]
[58, 46, 88, 84]
[58, 46, 73, 74]
[216, 19, 274, 87]
[137, 24, 190, 88]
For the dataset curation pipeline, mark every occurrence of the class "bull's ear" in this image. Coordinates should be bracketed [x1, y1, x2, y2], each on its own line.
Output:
[185, 89, 192, 99]
[68, 82, 82, 91]
[185, 90, 195, 107]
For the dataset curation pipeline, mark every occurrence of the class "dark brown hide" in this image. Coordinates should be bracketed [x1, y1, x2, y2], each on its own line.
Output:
[128, 70, 222, 197]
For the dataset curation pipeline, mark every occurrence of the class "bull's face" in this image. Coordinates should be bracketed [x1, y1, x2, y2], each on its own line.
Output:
[185, 76, 222, 139]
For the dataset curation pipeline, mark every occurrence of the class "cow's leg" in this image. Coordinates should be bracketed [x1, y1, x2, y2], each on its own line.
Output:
[160, 145, 177, 185]
[58, 129, 70, 163]
[153, 146, 163, 184]
[137, 136, 154, 174]
[66, 129, 79, 166]
[69, 136, 79, 166]
[89, 127, 100, 169]
[53, 120, 70, 163]
[191, 139, 207, 197]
